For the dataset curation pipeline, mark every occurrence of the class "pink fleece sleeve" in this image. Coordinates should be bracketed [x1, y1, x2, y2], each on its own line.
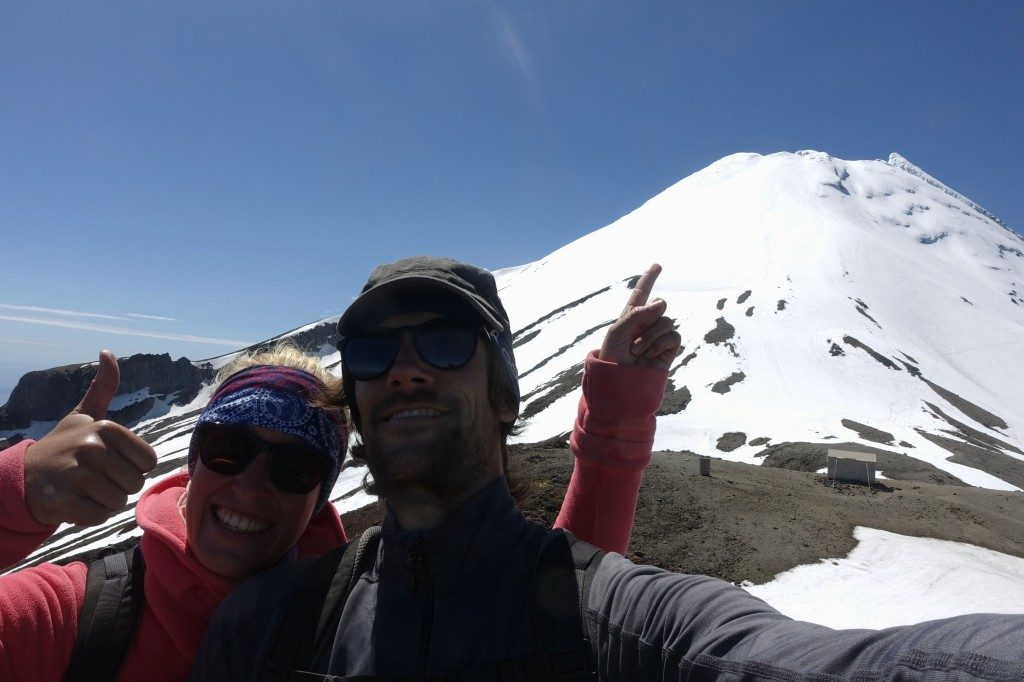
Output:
[0, 441, 59, 569]
[0, 442, 84, 679]
[554, 350, 667, 554]
[0, 559, 86, 682]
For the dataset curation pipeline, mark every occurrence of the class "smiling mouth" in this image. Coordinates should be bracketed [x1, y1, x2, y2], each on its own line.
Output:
[214, 505, 270, 534]
[384, 408, 442, 422]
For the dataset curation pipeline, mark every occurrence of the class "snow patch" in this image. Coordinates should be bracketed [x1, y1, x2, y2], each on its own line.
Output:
[745, 527, 1024, 629]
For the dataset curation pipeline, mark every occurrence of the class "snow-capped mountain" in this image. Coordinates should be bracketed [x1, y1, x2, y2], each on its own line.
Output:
[501, 151, 1024, 493]
[5, 150, 1023, 571]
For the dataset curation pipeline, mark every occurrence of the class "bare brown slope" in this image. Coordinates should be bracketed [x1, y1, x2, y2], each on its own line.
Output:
[341, 445, 1024, 586]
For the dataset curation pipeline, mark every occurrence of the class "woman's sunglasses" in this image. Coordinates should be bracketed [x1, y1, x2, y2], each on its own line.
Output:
[196, 423, 330, 495]
[339, 317, 484, 381]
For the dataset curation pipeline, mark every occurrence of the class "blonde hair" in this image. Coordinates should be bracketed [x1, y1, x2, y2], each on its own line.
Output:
[215, 342, 342, 395]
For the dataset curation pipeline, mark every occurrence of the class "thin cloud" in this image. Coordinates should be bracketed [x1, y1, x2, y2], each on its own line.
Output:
[124, 313, 180, 322]
[496, 12, 533, 80]
[490, 4, 545, 116]
[0, 335, 61, 347]
[0, 315, 250, 348]
[0, 303, 128, 321]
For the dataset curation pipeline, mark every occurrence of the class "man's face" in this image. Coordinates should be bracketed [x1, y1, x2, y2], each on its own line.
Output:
[353, 311, 514, 501]
[184, 424, 321, 580]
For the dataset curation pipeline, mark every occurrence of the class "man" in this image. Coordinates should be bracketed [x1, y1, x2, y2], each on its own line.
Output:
[193, 256, 1024, 681]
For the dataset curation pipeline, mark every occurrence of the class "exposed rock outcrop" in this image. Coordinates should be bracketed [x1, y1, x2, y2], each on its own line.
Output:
[0, 354, 214, 430]
[241, 320, 337, 358]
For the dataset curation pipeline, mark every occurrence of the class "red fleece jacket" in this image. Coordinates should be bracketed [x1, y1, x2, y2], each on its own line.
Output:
[554, 351, 666, 552]
[0, 353, 664, 680]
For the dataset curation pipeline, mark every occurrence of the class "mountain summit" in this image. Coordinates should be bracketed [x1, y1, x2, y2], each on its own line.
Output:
[499, 151, 1024, 491]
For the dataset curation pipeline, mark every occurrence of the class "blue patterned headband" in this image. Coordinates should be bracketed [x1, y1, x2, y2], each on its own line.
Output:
[187, 365, 347, 511]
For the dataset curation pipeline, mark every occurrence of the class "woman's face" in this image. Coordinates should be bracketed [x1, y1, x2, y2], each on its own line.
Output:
[183, 424, 321, 580]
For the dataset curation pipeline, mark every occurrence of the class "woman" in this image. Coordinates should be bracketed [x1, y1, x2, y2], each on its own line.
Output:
[0, 272, 675, 680]
[1, 347, 349, 681]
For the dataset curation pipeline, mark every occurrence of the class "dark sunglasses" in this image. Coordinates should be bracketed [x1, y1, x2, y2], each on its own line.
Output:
[339, 318, 485, 381]
[196, 423, 330, 495]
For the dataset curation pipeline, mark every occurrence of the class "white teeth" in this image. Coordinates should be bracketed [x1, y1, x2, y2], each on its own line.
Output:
[214, 506, 269, 534]
[391, 408, 440, 420]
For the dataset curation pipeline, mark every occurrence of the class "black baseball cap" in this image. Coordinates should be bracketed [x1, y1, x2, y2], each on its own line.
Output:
[339, 256, 511, 334]
[337, 256, 521, 412]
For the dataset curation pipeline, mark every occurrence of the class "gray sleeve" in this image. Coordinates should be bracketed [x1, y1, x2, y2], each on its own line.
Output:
[587, 552, 1024, 681]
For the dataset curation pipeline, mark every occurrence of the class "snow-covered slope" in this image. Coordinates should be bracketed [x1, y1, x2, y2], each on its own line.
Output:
[7, 150, 1023, 573]
[500, 151, 1024, 492]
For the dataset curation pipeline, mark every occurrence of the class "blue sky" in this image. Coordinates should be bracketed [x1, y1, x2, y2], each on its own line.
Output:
[1, 1, 1022, 405]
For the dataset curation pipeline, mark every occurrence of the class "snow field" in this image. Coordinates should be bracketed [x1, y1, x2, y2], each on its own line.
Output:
[745, 527, 1024, 629]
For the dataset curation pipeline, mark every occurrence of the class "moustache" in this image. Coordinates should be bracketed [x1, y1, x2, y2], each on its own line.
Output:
[369, 389, 456, 423]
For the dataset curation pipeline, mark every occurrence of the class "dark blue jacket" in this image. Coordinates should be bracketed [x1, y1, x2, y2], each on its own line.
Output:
[191, 478, 1024, 680]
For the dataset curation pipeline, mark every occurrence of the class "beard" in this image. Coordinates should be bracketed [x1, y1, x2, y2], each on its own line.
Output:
[359, 390, 501, 507]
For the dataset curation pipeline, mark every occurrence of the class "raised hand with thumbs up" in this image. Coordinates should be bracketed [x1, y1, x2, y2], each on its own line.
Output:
[22, 350, 159, 527]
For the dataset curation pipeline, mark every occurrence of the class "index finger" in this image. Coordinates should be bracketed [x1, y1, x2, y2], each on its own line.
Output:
[624, 263, 663, 310]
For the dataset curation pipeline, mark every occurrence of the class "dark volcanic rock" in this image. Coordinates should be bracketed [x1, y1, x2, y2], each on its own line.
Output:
[924, 402, 1022, 455]
[512, 329, 541, 349]
[842, 336, 900, 371]
[915, 430, 1024, 489]
[898, 359, 922, 377]
[244, 320, 336, 357]
[657, 380, 691, 416]
[749, 436, 771, 447]
[519, 319, 614, 380]
[111, 397, 159, 425]
[920, 378, 1008, 431]
[841, 419, 895, 445]
[703, 317, 735, 344]
[520, 362, 585, 421]
[678, 350, 698, 367]
[716, 432, 747, 452]
[514, 286, 612, 341]
[853, 299, 881, 328]
[711, 372, 746, 394]
[1, 354, 214, 429]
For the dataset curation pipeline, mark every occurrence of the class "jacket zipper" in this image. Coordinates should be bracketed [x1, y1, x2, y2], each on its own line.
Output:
[409, 536, 434, 678]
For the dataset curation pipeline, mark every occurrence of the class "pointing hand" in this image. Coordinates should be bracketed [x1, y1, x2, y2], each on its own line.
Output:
[23, 350, 159, 527]
[599, 264, 682, 369]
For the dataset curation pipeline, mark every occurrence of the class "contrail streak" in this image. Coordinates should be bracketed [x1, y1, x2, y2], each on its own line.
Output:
[0, 315, 249, 347]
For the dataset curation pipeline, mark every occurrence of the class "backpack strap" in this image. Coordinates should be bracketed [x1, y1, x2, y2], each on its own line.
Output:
[528, 530, 604, 681]
[260, 526, 383, 682]
[568, 534, 605, 668]
[65, 544, 146, 682]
